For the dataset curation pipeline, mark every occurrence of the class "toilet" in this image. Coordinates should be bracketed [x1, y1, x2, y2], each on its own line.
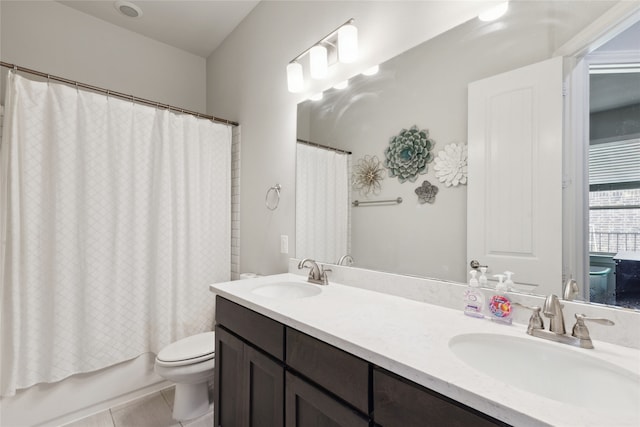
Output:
[154, 331, 216, 421]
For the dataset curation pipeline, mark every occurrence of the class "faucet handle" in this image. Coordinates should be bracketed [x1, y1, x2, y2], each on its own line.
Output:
[563, 279, 580, 300]
[571, 313, 614, 348]
[513, 302, 545, 334]
[320, 266, 331, 286]
[573, 313, 614, 328]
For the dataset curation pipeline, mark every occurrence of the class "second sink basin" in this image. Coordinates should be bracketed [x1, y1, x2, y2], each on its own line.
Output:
[251, 281, 322, 299]
[449, 333, 640, 415]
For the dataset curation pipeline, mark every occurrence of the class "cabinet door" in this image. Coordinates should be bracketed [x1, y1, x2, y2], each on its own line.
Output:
[216, 296, 285, 360]
[215, 326, 245, 427]
[286, 329, 369, 414]
[373, 368, 506, 427]
[244, 345, 284, 427]
[285, 372, 370, 427]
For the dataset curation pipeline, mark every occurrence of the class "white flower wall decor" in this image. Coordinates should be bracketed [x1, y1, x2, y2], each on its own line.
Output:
[433, 143, 468, 187]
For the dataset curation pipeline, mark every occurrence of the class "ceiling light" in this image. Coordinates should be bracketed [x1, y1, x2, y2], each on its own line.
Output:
[338, 23, 358, 63]
[286, 19, 358, 93]
[478, 1, 509, 22]
[362, 65, 379, 76]
[287, 62, 304, 93]
[114, 1, 143, 18]
[333, 80, 349, 90]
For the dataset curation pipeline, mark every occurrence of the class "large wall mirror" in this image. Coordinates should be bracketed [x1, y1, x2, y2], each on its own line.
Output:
[296, 1, 640, 310]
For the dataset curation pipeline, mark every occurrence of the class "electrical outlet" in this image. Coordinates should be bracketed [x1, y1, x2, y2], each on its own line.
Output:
[280, 235, 288, 254]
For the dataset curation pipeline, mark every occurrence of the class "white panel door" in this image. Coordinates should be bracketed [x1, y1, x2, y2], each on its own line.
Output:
[467, 56, 563, 294]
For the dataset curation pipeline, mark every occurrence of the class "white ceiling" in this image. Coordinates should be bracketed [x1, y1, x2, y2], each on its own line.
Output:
[57, 0, 260, 58]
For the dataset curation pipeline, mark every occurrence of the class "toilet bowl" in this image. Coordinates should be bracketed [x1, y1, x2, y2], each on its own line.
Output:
[154, 331, 215, 421]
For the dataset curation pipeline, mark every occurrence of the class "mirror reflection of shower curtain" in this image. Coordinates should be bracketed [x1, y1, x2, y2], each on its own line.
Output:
[295, 143, 351, 265]
[0, 72, 231, 396]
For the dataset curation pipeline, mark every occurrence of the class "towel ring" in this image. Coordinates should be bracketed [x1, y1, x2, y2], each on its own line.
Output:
[265, 184, 281, 211]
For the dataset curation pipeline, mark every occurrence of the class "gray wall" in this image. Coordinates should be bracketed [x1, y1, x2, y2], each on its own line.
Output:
[0, 1, 206, 112]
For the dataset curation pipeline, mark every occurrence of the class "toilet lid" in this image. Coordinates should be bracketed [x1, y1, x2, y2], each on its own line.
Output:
[157, 331, 215, 363]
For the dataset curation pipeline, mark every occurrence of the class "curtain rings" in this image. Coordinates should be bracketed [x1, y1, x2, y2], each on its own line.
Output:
[265, 184, 282, 211]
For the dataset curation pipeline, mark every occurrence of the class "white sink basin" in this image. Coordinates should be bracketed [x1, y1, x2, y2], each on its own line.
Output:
[251, 281, 322, 299]
[449, 333, 640, 414]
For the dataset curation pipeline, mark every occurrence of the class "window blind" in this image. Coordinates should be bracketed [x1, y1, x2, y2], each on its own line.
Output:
[589, 138, 640, 186]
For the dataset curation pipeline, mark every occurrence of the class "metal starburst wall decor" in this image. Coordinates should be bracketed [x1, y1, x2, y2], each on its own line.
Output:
[352, 155, 385, 196]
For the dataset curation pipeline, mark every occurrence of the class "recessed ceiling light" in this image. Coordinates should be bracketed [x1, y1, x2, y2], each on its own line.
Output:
[114, 1, 143, 18]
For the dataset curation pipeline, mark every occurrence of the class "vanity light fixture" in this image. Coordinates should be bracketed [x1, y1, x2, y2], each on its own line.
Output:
[286, 18, 358, 93]
[338, 23, 358, 63]
[286, 62, 304, 92]
[478, 1, 509, 22]
[310, 45, 329, 79]
[362, 65, 379, 76]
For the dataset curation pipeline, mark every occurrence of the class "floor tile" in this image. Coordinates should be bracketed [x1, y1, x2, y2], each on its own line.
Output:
[181, 411, 214, 427]
[160, 386, 175, 408]
[111, 392, 179, 427]
[61, 410, 114, 427]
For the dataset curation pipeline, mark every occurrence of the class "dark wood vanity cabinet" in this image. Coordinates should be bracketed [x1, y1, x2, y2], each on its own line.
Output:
[285, 372, 370, 427]
[214, 296, 508, 427]
[286, 328, 369, 415]
[214, 298, 285, 427]
[373, 368, 506, 427]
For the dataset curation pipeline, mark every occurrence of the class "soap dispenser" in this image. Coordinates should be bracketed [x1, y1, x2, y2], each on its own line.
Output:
[479, 267, 488, 288]
[464, 270, 485, 318]
[489, 274, 512, 325]
[504, 271, 515, 291]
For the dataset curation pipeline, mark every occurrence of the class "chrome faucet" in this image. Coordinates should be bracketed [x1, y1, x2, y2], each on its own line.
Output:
[516, 295, 614, 349]
[298, 258, 331, 285]
[337, 254, 354, 266]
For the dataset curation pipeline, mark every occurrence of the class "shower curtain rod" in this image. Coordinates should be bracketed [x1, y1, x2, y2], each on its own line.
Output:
[296, 138, 352, 155]
[0, 61, 239, 127]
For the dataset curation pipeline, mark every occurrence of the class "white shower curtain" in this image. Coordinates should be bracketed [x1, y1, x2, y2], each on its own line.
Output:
[295, 143, 351, 264]
[0, 72, 231, 396]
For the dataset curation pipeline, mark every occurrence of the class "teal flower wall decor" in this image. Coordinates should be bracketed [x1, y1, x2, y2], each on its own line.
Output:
[384, 125, 435, 183]
[415, 180, 439, 204]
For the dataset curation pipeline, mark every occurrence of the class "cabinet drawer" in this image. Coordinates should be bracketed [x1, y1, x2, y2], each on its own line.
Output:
[286, 328, 369, 414]
[373, 368, 506, 427]
[285, 372, 370, 427]
[216, 296, 285, 361]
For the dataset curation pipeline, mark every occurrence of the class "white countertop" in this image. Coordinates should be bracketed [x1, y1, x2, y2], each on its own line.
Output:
[209, 273, 640, 427]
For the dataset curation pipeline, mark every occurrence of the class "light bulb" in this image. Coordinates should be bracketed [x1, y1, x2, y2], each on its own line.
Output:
[333, 80, 349, 90]
[286, 62, 304, 93]
[338, 23, 358, 63]
[310, 45, 328, 79]
[478, 1, 509, 22]
[362, 65, 379, 76]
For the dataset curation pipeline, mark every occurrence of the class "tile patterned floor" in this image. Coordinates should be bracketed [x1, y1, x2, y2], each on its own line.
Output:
[62, 387, 213, 427]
